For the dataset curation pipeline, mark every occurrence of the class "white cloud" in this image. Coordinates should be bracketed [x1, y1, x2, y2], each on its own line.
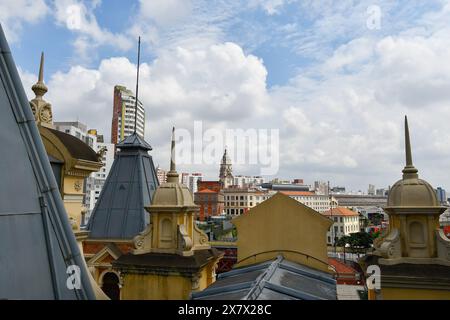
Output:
[250, 0, 289, 15]
[20, 42, 270, 174]
[270, 12, 450, 190]
[52, 0, 133, 58]
[138, 0, 193, 26]
[0, 0, 49, 41]
[13, 0, 450, 191]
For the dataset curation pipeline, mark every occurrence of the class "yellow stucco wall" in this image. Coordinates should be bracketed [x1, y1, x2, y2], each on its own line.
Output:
[120, 263, 215, 300]
[121, 273, 193, 300]
[62, 176, 85, 228]
[381, 287, 450, 300]
[121, 273, 191, 300]
[233, 192, 332, 273]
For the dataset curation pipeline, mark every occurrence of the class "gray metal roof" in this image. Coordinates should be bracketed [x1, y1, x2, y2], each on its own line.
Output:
[116, 133, 152, 151]
[0, 24, 95, 299]
[87, 132, 159, 239]
[191, 255, 337, 300]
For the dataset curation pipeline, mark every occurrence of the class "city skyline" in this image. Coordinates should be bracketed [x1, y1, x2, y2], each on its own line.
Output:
[3, 1, 450, 191]
[2, 2, 450, 303]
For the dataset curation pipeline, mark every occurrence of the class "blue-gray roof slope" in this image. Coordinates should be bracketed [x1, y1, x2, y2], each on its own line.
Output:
[0, 24, 95, 299]
[87, 132, 159, 239]
[191, 255, 337, 300]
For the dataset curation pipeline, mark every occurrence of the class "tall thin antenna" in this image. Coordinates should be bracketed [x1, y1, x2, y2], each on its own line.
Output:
[134, 36, 141, 135]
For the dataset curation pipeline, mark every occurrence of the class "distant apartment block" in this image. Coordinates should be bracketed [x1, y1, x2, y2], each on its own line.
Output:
[156, 166, 167, 184]
[181, 172, 203, 193]
[233, 175, 264, 188]
[223, 188, 337, 216]
[111, 85, 145, 144]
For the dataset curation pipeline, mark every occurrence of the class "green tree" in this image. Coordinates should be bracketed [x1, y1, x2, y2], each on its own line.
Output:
[337, 231, 373, 252]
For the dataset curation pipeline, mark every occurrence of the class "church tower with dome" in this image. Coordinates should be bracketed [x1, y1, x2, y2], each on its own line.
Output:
[362, 116, 450, 300]
[219, 148, 234, 188]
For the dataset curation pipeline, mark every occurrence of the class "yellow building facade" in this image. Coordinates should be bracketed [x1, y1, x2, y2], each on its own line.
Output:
[233, 192, 334, 273]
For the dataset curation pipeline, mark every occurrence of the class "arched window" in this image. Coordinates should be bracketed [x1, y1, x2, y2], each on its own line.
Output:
[101, 272, 120, 300]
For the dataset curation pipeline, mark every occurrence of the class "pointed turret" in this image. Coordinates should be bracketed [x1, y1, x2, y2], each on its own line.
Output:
[88, 36, 158, 239]
[30, 52, 53, 128]
[167, 127, 179, 183]
[402, 116, 418, 179]
[31, 52, 48, 98]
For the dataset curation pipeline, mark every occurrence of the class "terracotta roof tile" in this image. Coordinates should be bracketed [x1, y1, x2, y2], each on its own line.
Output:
[322, 207, 359, 217]
[196, 188, 217, 194]
[279, 191, 315, 196]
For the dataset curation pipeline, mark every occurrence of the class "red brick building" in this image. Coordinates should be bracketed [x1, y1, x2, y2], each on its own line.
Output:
[194, 181, 224, 221]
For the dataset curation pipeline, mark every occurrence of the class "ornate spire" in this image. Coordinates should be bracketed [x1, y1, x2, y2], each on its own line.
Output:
[402, 116, 418, 179]
[166, 127, 179, 183]
[30, 52, 53, 128]
[31, 52, 48, 99]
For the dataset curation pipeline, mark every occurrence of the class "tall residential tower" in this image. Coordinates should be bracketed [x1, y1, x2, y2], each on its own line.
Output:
[111, 85, 145, 144]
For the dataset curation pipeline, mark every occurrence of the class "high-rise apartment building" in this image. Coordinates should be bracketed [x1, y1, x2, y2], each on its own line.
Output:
[84, 130, 114, 222]
[111, 85, 145, 144]
[156, 166, 167, 184]
[181, 172, 203, 193]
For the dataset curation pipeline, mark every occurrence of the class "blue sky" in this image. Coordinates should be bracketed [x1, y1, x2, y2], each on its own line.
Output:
[2, 0, 450, 192]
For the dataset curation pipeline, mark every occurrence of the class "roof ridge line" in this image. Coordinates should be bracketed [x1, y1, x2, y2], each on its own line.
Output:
[244, 255, 284, 300]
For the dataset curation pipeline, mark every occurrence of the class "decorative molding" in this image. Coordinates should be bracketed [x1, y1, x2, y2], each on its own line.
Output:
[378, 228, 401, 259]
[133, 224, 153, 254]
[191, 272, 201, 291]
[74, 180, 82, 192]
[177, 224, 193, 252]
[436, 229, 450, 261]
[192, 222, 210, 250]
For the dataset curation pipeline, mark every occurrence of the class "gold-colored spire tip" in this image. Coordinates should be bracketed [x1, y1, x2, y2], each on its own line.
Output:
[32, 51, 48, 98]
[402, 115, 418, 178]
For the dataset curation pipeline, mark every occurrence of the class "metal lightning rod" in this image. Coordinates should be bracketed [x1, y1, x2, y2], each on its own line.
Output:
[133, 36, 141, 135]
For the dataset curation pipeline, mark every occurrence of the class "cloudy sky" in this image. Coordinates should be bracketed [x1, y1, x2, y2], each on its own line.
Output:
[2, 0, 450, 192]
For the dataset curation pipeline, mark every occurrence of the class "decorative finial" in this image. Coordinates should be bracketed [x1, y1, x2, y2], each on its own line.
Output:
[167, 127, 179, 182]
[30, 52, 53, 128]
[402, 116, 418, 179]
[38, 51, 44, 82]
[32, 52, 48, 99]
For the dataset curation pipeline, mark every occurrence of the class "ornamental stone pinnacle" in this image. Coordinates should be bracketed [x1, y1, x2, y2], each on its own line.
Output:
[30, 52, 53, 128]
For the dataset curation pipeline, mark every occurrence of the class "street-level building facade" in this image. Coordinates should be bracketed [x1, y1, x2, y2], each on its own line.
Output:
[322, 207, 360, 245]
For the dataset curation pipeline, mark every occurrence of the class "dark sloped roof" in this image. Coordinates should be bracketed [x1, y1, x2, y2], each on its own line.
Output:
[0, 24, 95, 299]
[117, 133, 152, 151]
[113, 248, 221, 272]
[45, 127, 99, 162]
[192, 255, 337, 300]
[87, 133, 159, 239]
